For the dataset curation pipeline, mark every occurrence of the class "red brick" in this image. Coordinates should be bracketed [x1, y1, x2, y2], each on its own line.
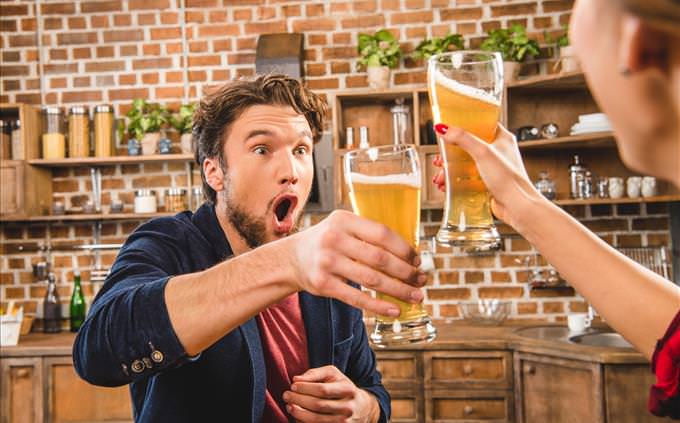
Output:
[129, 0, 169, 10]
[213, 39, 233, 51]
[198, 24, 240, 37]
[118, 74, 137, 85]
[156, 86, 184, 99]
[41, 3, 75, 14]
[90, 15, 110, 28]
[188, 70, 206, 81]
[85, 61, 126, 72]
[632, 217, 668, 230]
[330, 62, 350, 74]
[3, 80, 19, 91]
[330, 3, 350, 13]
[292, 18, 336, 32]
[648, 234, 670, 247]
[281, 5, 300, 17]
[133, 58, 173, 70]
[49, 49, 68, 60]
[322, 47, 355, 60]
[233, 9, 253, 20]
[0, 5, 29, 16]
[464, 271, 485, 284]
[615, 234, 642, 247]
[308, 34, 326, 45]
[73, 47, 92, 59]
[186, 0, 218, 5]
[305, 78, 339, 90]
[54, 180, 79, 192]
[21, 18, 37, 31]
[441, 7, 483, 20]
[354, 1, 377, 12]
[165, 71, 183, 83]
[394, 71, 426, 85]
[346, 75, 368, 88]
[0, 20, 17, 32]
[62, 90, 101, 103]
[439, 304, 460, 318]
[517, 302, 538, 314]
[9, 35, 37, 47]
[189, 41, 208, 52]
[143, 44, 161, 55]
[333, 33, 352, 44]
[391, 11, 432, 24]
[491, 3, 537, 17]
[341, 15, 385, 29]
[306, 63, 326, 77]
[542, 301, 564, 313]
[81, 1, 121, 13]
[114, 14, 132, 26]
[137, 13, 156, 25]
[73, 76, 90, 87]
[103, 30, 143, 43]
[212, 70, 230, 80]
[256, 6, 276, 20]
[244, 21, 286, 34]
[426, 288, 471, 300]
[151, 27, 181, 40]
[108, 88, 149, 101]
[131, 175, 172, 188]
[189, 55, 222, 67]
[15, 94, 41, 104]
[96, 46, 115, 58]
[236, 37, 256, 50]
[227, 53, 254, 65]
[44, 63, 78, 74]
[166, 42, 183, 54]
[529, 287, 576, 298]
[185, 11, 204, 23]
[491, 271, 512, 283]
[160, 11, 178, 24]
[582, 219, 629, 232]
[142, 73, 159, 84]
[478, 287, 524, 299]
[543, 0, 574, 13]
[68, 17, 87, 29]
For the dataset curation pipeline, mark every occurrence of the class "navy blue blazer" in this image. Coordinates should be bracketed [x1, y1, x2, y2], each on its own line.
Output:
[72, 204, 390, 422]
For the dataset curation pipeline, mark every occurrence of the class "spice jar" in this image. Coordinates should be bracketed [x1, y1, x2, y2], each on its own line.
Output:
[165, 188, 187, 212]
[42, 107, 65, 159]
[68, 106, 90, 158]
[0, 120, 10, 161]
[94, 105, 114, 157]
[10, 119, 22, 160]
[134, 189, 157, 213]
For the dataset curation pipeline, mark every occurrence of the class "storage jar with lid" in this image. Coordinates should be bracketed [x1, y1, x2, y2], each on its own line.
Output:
[42, 107, 65, 159]
[68, 106, 90, 158]
[134, 189, 157, 213]
[165, 188, 187, 212]
[94, 105, 114, 157]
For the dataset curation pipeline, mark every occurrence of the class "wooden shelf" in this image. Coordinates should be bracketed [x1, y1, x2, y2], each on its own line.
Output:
[518, 132, 615, 150]
[0, 212, 174, 223]
[507, 71, 586, 91]
[28, 154, 194, 167]
[554, 195, 680, 206]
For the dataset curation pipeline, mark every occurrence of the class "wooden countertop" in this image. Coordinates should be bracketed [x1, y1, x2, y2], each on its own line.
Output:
[1, 321, 648, 365]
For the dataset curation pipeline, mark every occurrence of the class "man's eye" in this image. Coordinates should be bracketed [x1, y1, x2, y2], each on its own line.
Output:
[295, 146, 309, 156]
[253, 146, 267, 155]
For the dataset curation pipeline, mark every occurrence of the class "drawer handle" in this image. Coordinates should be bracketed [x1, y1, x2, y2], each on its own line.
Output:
[526, 365, 536, 375]
[15, 369, 30, 378]
[462, 364, 473, 376]
[464, 405, 474, 415]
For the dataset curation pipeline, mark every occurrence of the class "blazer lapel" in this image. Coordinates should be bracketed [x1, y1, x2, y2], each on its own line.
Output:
[239, 318, 265, 423]
[299, 292, 333, 368]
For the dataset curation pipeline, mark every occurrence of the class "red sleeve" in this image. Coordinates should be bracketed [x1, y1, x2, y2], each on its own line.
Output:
[649, 309, 680, 419]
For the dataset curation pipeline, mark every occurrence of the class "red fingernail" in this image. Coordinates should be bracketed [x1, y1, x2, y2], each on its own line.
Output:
[434, 124, 448, 135]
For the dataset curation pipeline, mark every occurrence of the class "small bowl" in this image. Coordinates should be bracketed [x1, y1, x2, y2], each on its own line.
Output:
[460, 300, 511, 325]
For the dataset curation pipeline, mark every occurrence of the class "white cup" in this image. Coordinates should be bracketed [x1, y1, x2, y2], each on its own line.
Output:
[567, 313, 592, 332]
[626, 176, 642, 198]
[608, 177, 624, 199]
[641, 176, 657, 197]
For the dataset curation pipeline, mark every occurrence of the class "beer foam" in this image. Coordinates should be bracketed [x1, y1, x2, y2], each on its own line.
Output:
[349, 172, 420, 188]
[433, 69, 501, 106]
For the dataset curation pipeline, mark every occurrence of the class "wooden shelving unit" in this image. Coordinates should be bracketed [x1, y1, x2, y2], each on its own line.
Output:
[517, 132, 615, 150]
[554, 195, 680, 206]
[28, 154, 194, 167]
[0, 212, 174, 223]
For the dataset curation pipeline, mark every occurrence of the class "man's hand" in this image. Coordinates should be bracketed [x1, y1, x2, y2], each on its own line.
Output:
[283, 366, 380, 423]
[285, 210, 427, 318]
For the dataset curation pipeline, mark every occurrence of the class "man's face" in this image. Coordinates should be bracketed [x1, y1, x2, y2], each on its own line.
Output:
[217, 104, 314, 248]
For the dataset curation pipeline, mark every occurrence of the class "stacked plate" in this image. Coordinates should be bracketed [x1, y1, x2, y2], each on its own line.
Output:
[570, 113, 612, 135]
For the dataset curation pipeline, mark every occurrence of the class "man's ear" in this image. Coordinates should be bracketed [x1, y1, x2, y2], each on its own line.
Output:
[619, 13, 670, 76]
[203, 157, 224, 193]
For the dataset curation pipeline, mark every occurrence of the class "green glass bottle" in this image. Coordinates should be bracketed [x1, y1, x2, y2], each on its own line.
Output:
[69, 270, 86, 332]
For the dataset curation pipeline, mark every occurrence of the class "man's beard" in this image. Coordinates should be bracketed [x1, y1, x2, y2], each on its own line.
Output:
[222, 180, 305, 249]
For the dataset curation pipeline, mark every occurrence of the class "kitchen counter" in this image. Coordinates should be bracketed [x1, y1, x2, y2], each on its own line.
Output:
[0, 321, 649, 365]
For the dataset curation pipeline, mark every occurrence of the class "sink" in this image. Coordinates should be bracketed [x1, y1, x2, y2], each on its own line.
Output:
[569, 332, 634, 349]
[514, 325, 570, 340]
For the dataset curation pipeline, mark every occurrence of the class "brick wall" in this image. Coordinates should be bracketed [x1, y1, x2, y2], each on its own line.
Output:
[0, 0, 672, 324]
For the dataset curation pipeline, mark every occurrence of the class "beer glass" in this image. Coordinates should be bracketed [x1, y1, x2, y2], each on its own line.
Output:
[427, 51, 503, 251]
[344, 144, 436, 347]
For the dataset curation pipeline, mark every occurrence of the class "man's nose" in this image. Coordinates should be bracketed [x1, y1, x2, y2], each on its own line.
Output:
[277, 151, 299, 185]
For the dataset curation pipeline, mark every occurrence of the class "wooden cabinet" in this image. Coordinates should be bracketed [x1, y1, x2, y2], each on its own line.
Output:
[375, 351, 424, 422]
[0, 356, 131, 423]
[0, 160, 52, 218]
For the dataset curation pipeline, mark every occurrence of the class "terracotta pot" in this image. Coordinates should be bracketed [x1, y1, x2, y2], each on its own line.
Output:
[141, 132, 160, 155]
[503, 61, 521, 81]
[367, 66, 390, 89]
[560, 46, 581, 73]
[180, 133, 193, 154]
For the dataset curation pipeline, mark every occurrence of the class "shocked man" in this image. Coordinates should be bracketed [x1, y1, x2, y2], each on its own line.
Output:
[73, 74, 427, 423]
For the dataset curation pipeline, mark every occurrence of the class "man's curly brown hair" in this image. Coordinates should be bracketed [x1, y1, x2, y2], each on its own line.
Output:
[193, 74, 328, 204]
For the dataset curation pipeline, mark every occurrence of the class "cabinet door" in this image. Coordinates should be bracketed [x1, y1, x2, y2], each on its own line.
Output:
[44, 357, 132, 423]
[514, 353, 604, 423]
[426, 389, 513, 423]
[0, 357, 43, 423]
[0, 161, 23, 216]
[424, 351, 513, 390]
[605, 364, 675, 423]
[375, 351, 424, 422]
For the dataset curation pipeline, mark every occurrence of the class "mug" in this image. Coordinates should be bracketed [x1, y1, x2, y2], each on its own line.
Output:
[627, 176, 642, 198]
[642, 176, 657, 197]
[608, 177, 624, 199]
[567, 313, 592, 332]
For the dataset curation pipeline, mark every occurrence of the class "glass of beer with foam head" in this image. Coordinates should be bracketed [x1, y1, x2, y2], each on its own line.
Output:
[344, 144, 436, 347]
[428, 51, 503, 251]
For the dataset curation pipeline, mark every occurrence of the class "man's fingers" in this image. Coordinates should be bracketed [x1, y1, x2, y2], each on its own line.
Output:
[289, 380, 356, 399]
[331, 254, 424, 303]
[286, 403, 345, 423]
[325, 278, 402, 318]
[284, 391, 354, 416]
[340, 213, 417, 266]
[294, 365, 339, 383]
[334, 233, 422, 286]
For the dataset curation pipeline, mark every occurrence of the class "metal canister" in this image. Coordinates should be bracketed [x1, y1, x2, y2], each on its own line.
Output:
[568, 155, 586, 199]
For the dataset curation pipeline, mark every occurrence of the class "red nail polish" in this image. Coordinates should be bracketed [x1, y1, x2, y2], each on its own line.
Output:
[434, 124, 448, 135]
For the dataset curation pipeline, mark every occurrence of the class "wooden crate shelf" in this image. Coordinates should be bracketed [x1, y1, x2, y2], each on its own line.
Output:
[28, 154, 194, 167]
[0, 212, 175, 223]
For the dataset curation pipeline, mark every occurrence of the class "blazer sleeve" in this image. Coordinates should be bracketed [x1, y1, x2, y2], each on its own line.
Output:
[72, 219, 196, 387]
[345, 312, 391, 423]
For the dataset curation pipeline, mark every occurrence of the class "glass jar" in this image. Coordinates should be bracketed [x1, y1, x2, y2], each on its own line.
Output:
[535, 171, 556, 200]
[390, 98, 412, 145]
[94, 105, 114, 157]
[68, 106, 90, 158]
[165, 188, 187, 212]
[42, 107, 65, 159]
[191, 186, 203, 211]
[10, 119, 22, 160]
[134, 189, 157, 213]
[0, 120, 10, 161]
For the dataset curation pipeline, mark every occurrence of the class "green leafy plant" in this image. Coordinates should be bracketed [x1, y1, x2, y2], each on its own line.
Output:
[169, 103, 196, 135]
[411, 33, 464, 60]
[357, 29, 402, 69]
[480, 24, 541, 62]
[544, 25, 570, 49]
[117, 99, 170, 141]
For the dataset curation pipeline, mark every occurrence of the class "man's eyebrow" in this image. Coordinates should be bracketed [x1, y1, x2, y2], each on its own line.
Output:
[244, 129, 274, 141]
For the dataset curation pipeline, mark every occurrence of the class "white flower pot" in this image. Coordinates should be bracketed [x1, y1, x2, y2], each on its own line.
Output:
[560, 46, 581, 73]
[180, 133, 193, 154]
[141, 132, 160, 155]
[367, 66, 390, 90]
[503, 61, 521, 81]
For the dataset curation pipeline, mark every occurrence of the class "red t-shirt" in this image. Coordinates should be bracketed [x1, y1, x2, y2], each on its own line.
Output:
[649, 309, 680, 418]
[256, 293, 310, 423]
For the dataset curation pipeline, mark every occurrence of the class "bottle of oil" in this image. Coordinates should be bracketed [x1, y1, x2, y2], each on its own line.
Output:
[43, 272, 62, 333]
[69, 270, 86, 332]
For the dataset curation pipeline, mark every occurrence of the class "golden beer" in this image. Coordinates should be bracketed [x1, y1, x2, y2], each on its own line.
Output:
[428, 51, 503, 250]
[349, 177, 427, 323]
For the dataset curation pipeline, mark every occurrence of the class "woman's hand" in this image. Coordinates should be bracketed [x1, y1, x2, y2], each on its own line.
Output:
[431, 123, 545, 231]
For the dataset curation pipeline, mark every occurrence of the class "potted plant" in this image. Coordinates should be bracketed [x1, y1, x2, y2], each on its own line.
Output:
[170, 103, 196, 154]
[410, 33, 464, 61]
[118, 99, 170, 156]
[481, 24, 540, 81]
[357, 29, 402, 89]
[556, 27, 579, 72]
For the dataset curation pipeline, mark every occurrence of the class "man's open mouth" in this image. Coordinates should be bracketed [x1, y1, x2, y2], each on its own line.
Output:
[272, 194, 298, 233]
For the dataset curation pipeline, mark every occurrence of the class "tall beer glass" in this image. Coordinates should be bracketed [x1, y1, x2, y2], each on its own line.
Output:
[427, 51, 503, 251]
[344, 144, 436, 347]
